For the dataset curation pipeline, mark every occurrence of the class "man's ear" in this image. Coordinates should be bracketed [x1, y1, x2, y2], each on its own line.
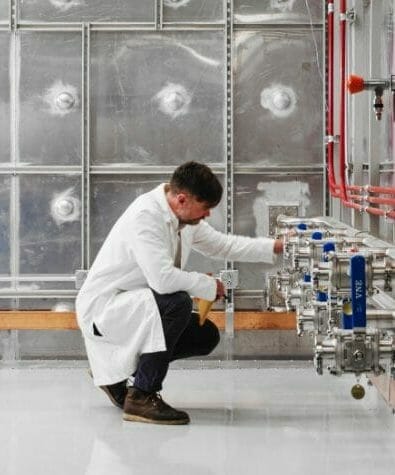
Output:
[177, 193, 188, 205]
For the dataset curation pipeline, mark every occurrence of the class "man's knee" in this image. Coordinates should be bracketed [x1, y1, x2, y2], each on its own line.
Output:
[152, 289, 193, 317]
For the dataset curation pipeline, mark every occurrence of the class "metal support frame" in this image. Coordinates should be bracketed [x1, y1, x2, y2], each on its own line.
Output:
[81, 22, 90, 269]
[9, 0, 17, 298]
[7, 0, 18, 356]
[224, 0, 235, 342]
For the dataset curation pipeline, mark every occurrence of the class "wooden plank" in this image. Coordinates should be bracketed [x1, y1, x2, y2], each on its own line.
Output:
[0, 311, 79, 330]
[209, 311, 296, 330]
[0, 310, 296, 331]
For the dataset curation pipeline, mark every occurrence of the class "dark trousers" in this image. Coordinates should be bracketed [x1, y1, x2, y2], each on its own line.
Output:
[133, 290, 220, 393]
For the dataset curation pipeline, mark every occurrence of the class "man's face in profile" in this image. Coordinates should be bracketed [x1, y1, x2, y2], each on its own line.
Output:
[176, 193, 212, 226]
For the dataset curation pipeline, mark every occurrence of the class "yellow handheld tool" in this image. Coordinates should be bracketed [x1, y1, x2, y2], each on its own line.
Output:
[197, 298, 215, 326]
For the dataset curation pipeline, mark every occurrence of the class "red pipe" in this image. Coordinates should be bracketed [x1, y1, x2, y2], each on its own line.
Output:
[334, 184, 363, 192]
[326, 1, 338, 196]
[345, 185, 363, 192]
[342, 201, 363, 211]
[349, 194, 395, 206]
[343, 200, 395, 218]
[365, 196, 395, 206]
[338, 0, 348, 201]
[367, 186, 395, 195]
[336, 185, 395, 195]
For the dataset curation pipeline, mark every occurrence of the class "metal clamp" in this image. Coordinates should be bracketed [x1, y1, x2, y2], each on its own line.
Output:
[219, 270, 239, 289]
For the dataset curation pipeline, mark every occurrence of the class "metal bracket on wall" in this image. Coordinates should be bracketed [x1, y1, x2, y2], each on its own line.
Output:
[9, 0, 15, 30]
[220, 270, 239, 290]
[346, 9, 356, 24]
[155, 0, 163, 31]
[220, 269, 238, 339]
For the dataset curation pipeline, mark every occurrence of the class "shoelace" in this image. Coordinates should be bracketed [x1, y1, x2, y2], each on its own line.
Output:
[148, 392, 166, 408]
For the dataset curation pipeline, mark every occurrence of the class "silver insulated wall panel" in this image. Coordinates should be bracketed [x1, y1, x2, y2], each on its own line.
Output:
[90, 31, 225, 166]
[0, 0, 324, 358]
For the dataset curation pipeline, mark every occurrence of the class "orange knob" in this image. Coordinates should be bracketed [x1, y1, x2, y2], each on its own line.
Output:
[347, 75, 365, 94]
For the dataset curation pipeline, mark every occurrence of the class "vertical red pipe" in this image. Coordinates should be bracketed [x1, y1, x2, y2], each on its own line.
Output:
[326, 1, 337, 195]
[339, 0, 348, 201]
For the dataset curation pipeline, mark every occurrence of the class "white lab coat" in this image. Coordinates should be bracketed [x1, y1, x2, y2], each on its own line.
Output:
[76, 184, 276, 386]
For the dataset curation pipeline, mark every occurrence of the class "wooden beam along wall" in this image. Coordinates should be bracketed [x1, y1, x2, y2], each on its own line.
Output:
[0, 311, 296, 331]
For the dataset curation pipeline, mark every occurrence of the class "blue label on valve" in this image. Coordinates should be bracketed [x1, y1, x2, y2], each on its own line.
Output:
[323, 242, 336, 253]
[297, 223, 307, 230]
[350, 255, 366, 328]
[316, 291, 328, 302]
[311, 231, 323, 240]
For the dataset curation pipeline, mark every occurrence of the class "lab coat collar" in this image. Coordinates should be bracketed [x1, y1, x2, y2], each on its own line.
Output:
[154, 183, 180, 231]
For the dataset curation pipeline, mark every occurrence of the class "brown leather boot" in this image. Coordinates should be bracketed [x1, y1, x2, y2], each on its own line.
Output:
[123, 387, 190, 425]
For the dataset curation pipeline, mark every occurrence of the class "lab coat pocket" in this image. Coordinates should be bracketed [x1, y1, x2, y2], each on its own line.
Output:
[93, 288, 161, 346]
[92, 322, 103, 337]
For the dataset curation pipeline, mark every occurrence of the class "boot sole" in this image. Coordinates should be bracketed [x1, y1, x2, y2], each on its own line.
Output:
[123, 413, 190, 425]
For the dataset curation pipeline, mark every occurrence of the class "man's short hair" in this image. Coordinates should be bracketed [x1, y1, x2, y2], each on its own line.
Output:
[170, 161, 223, 207]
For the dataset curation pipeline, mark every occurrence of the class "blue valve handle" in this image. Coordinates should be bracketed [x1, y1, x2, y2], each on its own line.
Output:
[350, 255, 366, 328]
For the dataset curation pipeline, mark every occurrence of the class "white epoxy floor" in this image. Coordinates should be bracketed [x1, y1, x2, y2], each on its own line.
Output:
[1, 363, 395, 475]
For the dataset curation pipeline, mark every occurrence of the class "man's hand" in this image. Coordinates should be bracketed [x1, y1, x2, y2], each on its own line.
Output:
[215, 279, 226, 300]
[273, 238, 284, 254]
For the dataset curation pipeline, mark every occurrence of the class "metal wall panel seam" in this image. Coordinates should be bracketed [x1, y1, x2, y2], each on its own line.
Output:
[0, 167, 81, 174]
[14, 24, 160, 32]
[322, 0, 328, 217]
[15, 24, 227, 32]
[233, 171, 325, 177]
[90, 25, 225, 32]
[89, 25, 156, 32]
[233, 23, 323, 30]
[234, 166, 324, 173]
[81, 23, 86, 272]
[88, 166, 227, 174]
[89, 23, 156, 28]
[81, 23, 91, 270]
[225, 0, 234, 340]
[16, 24, 83, 31]
[0, 291, 77, 298]
[0, 166, 323, 174]
[162, 22, 225, 28]
[86, 23, 91, 268]
[0, 275, 76, 282]
[9, 24, 19, 294]
[16, 22, 156, 27]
